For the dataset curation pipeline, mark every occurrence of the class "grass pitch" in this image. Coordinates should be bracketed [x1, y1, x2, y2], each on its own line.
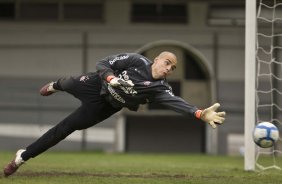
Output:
[0, 151, 282, 184]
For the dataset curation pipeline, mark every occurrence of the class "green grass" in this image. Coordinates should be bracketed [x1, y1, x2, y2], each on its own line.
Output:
[0, 151, 282, 184]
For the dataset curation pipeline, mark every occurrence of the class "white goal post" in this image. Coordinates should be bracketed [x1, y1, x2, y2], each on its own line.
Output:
[245, 0, 282, 171]
[244, 0, 257, 171]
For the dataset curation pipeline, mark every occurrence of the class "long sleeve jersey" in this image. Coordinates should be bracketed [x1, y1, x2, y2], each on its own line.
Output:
[96, 53, 199, 119]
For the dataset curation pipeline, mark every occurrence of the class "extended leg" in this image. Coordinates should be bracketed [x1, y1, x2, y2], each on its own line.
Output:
[4, 73, 120, 177]
[22, 104, 99, 161]
[3, 101, 120, 177]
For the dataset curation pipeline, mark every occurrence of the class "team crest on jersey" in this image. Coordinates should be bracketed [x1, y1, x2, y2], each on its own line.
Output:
[80, 75, 89, 82]
[143, 81, 151, 86]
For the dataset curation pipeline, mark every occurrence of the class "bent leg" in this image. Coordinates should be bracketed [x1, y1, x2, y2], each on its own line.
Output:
[52, 73, 103, 103]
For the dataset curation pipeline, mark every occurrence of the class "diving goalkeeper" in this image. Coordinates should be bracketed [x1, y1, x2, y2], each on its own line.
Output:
[3, 51, 226, 177]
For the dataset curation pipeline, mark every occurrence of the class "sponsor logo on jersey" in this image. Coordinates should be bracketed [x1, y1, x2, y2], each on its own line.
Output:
[119, 71, 129, 81]
[120, 85, 137, 95]
[107, 84, 126, 103]
[109, 55, 129, 65]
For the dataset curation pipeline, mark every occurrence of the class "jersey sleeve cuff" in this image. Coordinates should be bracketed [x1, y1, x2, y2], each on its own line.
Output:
[106, 75, 115, 82]
[195, 110, 203, 119]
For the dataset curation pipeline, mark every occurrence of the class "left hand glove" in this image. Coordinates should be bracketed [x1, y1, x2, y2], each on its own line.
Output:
[200, 103, 226, 129]
[108, 76, 134, 87]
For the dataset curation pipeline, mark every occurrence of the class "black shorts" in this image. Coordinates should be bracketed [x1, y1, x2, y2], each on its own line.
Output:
[54, 72, 122, 129]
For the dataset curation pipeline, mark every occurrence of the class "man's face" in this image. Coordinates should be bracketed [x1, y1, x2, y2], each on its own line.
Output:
[152, 53, 177, 79]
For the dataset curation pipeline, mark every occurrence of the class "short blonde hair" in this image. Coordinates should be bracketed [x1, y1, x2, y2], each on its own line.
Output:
[157, 51, 177, 65]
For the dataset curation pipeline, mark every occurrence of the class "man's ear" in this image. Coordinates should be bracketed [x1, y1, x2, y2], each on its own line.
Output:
[154, 57, 158, 63]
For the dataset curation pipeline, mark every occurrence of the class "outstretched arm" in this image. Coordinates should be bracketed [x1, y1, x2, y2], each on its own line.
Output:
[152, 91, 226, 128]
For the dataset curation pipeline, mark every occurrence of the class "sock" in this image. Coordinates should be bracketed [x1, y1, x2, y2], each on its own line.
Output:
[20, 150, 30, 162]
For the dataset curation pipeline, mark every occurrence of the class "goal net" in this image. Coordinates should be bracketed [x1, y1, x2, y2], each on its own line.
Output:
[245, 0, 282, 171]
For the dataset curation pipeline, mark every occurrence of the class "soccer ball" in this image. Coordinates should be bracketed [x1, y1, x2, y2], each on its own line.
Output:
[253, 122, 279, 148]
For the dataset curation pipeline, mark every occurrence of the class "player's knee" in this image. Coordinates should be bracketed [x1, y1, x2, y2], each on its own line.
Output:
[57, 77, 75, 91]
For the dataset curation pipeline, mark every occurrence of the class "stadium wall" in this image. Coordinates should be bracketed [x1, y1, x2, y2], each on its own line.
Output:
[0, 0, 245, 155]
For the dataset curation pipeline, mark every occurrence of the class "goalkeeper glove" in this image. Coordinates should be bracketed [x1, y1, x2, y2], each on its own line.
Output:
[195, 103, 226, 129]
[107, 75, 134, 87]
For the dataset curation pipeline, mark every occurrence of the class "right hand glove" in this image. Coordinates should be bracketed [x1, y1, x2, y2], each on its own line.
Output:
[197, 103, 226, 129]
[108, 76, 134, 87]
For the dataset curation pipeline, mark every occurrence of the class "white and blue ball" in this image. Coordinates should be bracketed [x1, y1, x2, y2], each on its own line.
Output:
[253, 122, 279, 148]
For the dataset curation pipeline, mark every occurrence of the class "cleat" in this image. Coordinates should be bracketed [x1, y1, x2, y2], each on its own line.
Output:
[3, 149, 26, 177]
[39, 82, 57, 96]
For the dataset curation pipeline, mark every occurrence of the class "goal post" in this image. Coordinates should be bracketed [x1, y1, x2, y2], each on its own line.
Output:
[245, 0, 282, 171]
[244, 0, 257, 171]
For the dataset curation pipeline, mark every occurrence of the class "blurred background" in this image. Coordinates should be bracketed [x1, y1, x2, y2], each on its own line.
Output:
[0, 0, 245, 156]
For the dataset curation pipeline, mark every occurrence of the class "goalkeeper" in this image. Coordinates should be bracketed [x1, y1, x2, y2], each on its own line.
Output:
[3, 51, 226, 177]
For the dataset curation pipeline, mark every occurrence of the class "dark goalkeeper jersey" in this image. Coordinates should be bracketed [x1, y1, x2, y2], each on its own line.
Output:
[96, 53, 199, 118]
